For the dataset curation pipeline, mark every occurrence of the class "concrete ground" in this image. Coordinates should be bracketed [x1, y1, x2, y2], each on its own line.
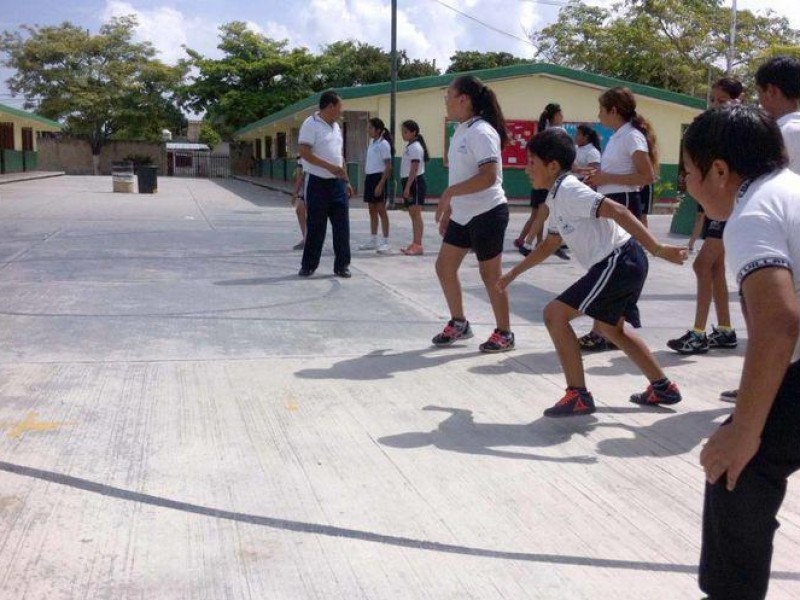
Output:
[0, 175, 798, 599]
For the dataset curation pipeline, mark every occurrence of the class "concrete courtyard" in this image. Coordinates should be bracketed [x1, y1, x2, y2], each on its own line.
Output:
[0, 175, 798, 599]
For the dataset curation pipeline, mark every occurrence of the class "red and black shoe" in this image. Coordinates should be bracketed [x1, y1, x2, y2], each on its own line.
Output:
[544, 388, 596, 417]
[629, 381, 682, 406]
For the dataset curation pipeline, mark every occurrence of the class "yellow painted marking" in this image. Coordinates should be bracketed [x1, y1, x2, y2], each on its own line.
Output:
[4, 411, 67, 440]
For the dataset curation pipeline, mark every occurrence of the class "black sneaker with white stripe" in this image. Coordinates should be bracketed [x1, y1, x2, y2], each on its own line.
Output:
[667, 330, 709, 354]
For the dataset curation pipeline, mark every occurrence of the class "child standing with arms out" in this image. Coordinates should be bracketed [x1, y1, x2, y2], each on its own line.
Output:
[358, 118, 393, 253]
[398, 120, 428, 256]
[432, 75, 515, 353]
[684, 106, 800, 600]
[498, 128, 687, 416]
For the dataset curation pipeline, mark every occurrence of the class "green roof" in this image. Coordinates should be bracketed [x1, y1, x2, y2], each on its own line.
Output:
[0, 102, 62, 130]
[235, 62, 706, 137]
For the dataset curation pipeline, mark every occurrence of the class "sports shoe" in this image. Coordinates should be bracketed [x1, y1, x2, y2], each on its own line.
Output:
[519, 244, 532, 257]
[719, 389, 738, 403]
[376, 241, 391, 253]
[479, 329, 515, 353]
[554, 247, 570, 260]
[401, 243, 424, 256]
[629, 381, 682, 406]
[708, 326, 737, 349]
[432, 319, 473, 346]
[578, 331, 617, 352]
[667, 330, 709, 354]
[292, 240, 305, 250]
[358, 239, 378, 250]
[544, 388, 596, 417]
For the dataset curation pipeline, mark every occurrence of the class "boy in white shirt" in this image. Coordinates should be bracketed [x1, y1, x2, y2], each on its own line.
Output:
[498, 128, 687, 417]
[684, 105, 800, 600]
[756, 55, 800, 173]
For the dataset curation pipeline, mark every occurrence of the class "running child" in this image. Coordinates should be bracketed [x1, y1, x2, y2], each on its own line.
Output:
[358, 118, 393, 253]
[684, 105, 800, 600]
[432, 74, 515, 353]
[498, 128, 687, 417]
[398, 119, 429, 256]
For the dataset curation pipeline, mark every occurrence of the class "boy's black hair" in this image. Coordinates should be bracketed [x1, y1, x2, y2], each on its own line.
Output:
[526, 128, 576, 171]
[319, 90, 341, 110]
[712, 77, 743, 100]
[682, 105, 787, 180]
[755, 56, 800, 100]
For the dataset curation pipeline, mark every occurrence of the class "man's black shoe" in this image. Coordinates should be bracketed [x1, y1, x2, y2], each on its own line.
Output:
[298, 268, 314, 277]
[334, 268, 352, 278]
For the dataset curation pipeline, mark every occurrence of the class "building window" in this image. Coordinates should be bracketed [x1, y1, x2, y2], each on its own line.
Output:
[0, 123, 13, 150]
[265, 136, 273, 159]
[175, 153, 193, 168]
[276, 132, 287, 158]
[254, 138, 262, 160]
[22, 128, 34, 152]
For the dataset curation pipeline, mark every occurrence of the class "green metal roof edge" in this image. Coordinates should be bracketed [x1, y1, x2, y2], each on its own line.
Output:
[235, 62, 706, 137]
[0, 102, 62, 130]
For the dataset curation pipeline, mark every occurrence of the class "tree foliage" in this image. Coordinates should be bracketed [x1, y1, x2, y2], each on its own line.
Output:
[446, 50, 529, 73]
[0, 16, 187, 153]
[531, 0, 800, 97]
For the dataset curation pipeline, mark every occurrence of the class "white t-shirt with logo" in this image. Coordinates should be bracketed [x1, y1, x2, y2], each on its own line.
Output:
[575, 144, 601, 168]
[365, 138, 392, 175]
[447, 117, 507, 224]
[545, 173, 631, 270]
[724, 169, 800, 361]
[777, 112, 800, 174]
[298, 112, 343, 179]
[598, 122, 649, 195]
[400, 140, 425, 178]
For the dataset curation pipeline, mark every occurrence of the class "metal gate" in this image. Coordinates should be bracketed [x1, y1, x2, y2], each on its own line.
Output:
[169, 151, 230, 178]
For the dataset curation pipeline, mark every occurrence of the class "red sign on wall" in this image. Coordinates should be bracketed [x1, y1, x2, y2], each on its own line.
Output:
[502, 120, 537, 168]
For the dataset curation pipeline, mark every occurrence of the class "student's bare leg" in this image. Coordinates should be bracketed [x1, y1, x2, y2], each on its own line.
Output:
[295, 202, 307, 239]
[543, 300, 585, 388]
[409, 205, 423, 245]
[368, 203, 379, 235]
[692, 240, 717, 331]
[478, 254, 510, 332]
[377, 203, 389, 238]
[435, 243, 470, 319]
[594, 319, 665, 382]
[706, 240, 731, 326]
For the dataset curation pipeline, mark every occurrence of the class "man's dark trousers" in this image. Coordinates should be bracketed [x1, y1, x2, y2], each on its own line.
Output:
[301, 174, 350, 273]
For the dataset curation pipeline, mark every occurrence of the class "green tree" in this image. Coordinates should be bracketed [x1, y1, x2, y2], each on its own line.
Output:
[0, 16, 187, 170]
[318, 40, 439, 87]
[446, 50, 529, 73]
[198, 120, 222, 147]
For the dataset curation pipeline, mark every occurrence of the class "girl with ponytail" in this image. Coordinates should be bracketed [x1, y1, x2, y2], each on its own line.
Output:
[358, 117, 394, 252]
[398, 119, 429, 255]
[430, 75, 515, 353]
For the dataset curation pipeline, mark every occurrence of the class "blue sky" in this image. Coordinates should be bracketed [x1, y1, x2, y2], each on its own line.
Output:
[2, 0, 798, 109]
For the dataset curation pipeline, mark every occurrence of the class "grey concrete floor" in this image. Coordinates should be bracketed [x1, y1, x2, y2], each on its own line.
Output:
[0, 176, 798, 599]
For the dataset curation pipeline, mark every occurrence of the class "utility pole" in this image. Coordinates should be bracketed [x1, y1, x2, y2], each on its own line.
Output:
[726, 0, 738, 75]
[389, 0, 398, 208]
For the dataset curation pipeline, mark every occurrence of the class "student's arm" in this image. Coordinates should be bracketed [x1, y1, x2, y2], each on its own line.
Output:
[701, 267, 800, 490]
[687, 211, 704, 252]
[404, 162, 419, 198]
[596, 198, 688, 264]
[298, 144, 348, 181]
[375, 159, 392, 195]
[435, 162, 497, 225]
[585, 150, 655, 188]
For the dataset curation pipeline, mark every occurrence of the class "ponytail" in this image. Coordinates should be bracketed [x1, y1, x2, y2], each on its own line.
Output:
[451, 75, 508, 149]
[538, 102, 562, 132]
[577, 124, 601, 152]
[369, 117, 395, 156]
[631, 114, 659, 171]
[401, 119, 430, 162]
[599, 86, 658, 169]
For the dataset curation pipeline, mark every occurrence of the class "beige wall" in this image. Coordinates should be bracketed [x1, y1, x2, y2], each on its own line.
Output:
[38, 138, 168, 175]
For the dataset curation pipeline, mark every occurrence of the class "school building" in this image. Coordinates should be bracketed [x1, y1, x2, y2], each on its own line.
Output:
[0, 102, 62, 173]
[234, 63, 705, 203]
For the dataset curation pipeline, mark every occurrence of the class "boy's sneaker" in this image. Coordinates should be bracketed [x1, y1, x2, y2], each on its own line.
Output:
[708, 326, 737, 349]
[629, 381, 682, 406]
[719, 388, 738, 403]
[667, 330, 709, 354]
[432, 319, 473, 346]
[578, 331, 617, 351]
[544, 388, 596, 417]
[519, 244, 532, 257]
[479, 329, 515, 353]
[358, 239, 378, 250]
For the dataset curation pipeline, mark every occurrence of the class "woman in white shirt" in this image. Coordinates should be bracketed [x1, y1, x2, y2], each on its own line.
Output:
[398, 119, 429, 256]
[432, 75, 515, 353]
[358, 118, 393, 253]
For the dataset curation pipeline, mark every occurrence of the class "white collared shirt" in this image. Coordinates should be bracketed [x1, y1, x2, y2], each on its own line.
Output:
[365, 138, 392, 175]
[447, 117, 507, 224]
[400, 140, 425, 178]
[575, 144, 601, 168]
[545, 173, 630, 269]
[298, 112, 343, 179]
[725, 169, 800, 361]
[598, 122, 649, 194]
[777, 111, 800, 174]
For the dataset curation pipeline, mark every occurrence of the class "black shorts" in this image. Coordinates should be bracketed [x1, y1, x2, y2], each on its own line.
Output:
[701, 217, 726, 240]
[557, 238, 647, 328]
[605, 191, 642, 220]
[640, 184, 653, 215]
[443, 203, 509, 262]
[530, 188, 548, 208]
[401, 175, 426, 206]
[363, 172, 386, 203]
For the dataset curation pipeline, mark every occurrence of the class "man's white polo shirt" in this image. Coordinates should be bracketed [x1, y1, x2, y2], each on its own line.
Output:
[777, 111, 800, 174]
[298, 112, 343, 179]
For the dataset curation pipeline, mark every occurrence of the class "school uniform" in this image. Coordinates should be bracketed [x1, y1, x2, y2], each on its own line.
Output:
[575, 144, 601, 168]
[298, 112, 350, 274]
[363, 138, 392, 203]
[598, 122, 649, 219]
[699, 169, 800, 600]
[546, 172, 645, 328]
[443, 117, 508, 261]
[400, 139, 427, 206]
[777, 111, 800, 174]
[697, 202, 726, 240]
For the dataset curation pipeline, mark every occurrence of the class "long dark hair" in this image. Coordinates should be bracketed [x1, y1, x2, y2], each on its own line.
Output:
[451, 75, 508, 148]
[576, 124, 601, 151]
[401, 119, 429, 162]
[369, 117, 395, 156]
[538, 102, 562, 132]
[712, 77, 743, 101]
[599, 86, 658, 169]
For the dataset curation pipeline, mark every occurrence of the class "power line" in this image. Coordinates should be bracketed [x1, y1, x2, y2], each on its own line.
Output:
[431, 0, 537, 48]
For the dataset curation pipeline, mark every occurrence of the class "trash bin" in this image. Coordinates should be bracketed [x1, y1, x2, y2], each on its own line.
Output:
[111, 161, 135, 193]
[137, 165, 158, 194]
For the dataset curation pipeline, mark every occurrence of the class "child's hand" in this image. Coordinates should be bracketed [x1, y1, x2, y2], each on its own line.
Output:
[657, 245, 690, 265]
[496, 271, 515, 293]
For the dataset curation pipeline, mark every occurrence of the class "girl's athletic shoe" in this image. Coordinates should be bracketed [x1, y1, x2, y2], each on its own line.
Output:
[629, 381, 682, 405]
[719, 389, 738, 403]
[544, 388, 596, 417]
[667, 330, 709, 354]
[478, 329, 515, 353]
[432, 319, 473, 346]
